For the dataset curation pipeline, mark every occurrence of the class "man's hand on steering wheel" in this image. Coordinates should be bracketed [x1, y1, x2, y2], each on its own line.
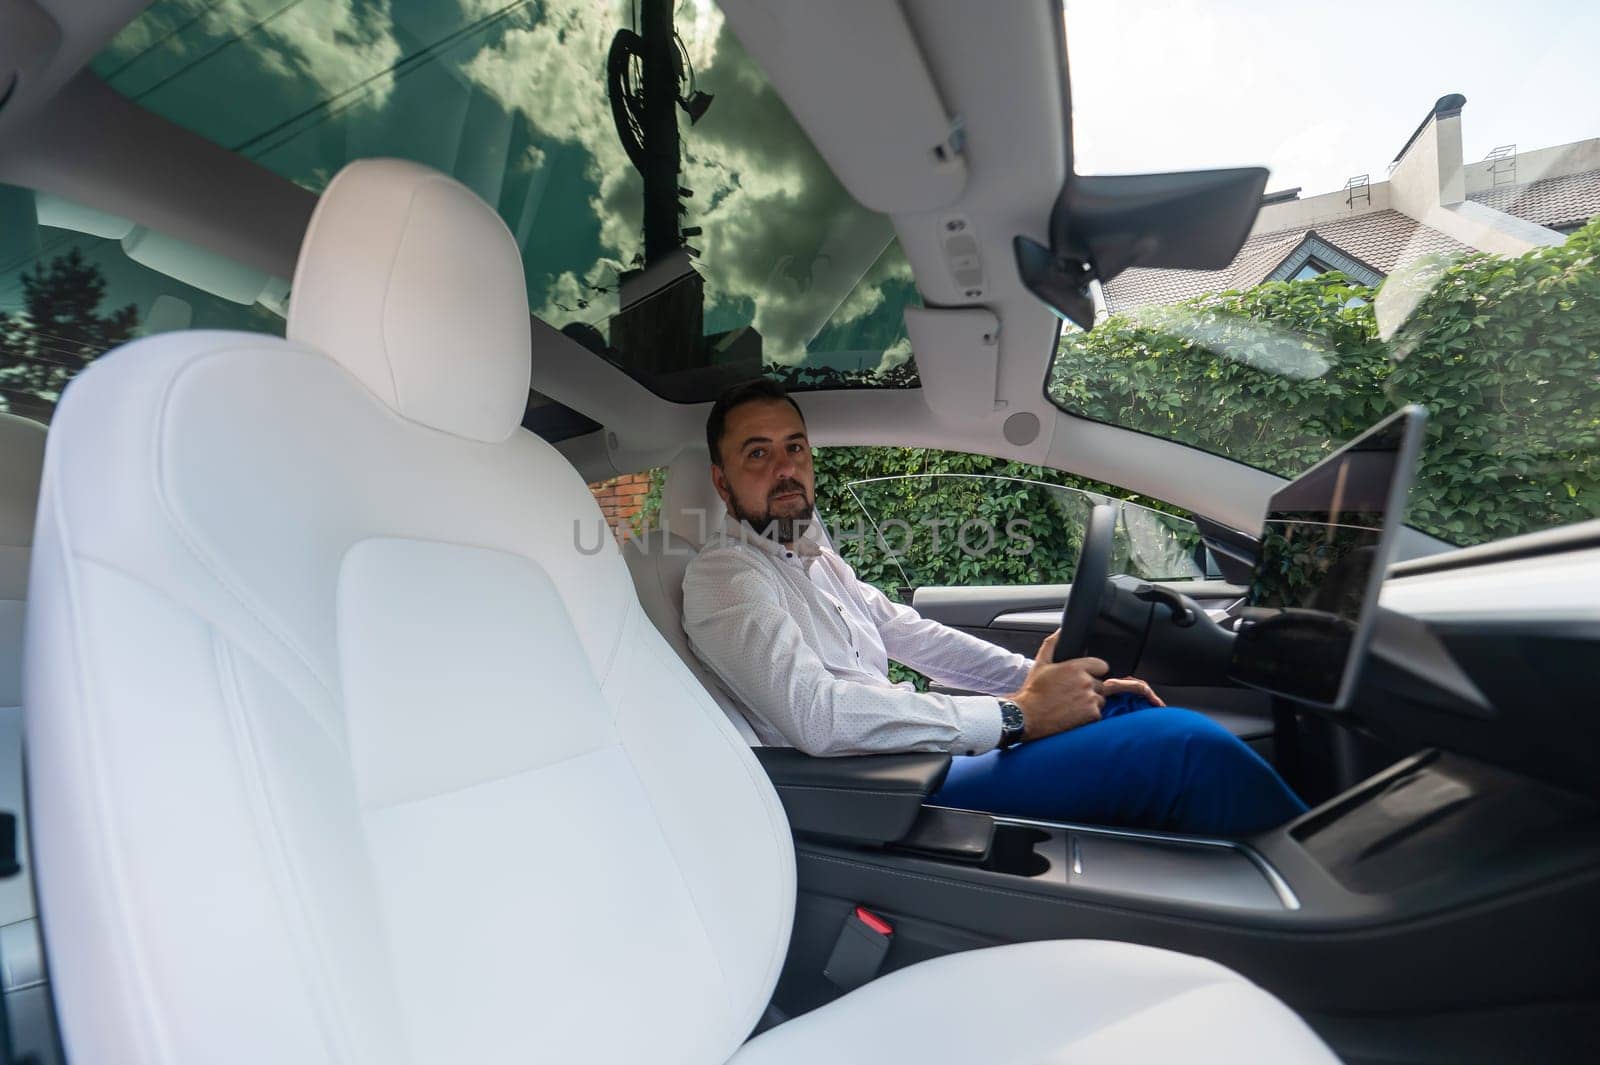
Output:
[1001, 503, 1166, 745]
[1005, 630, 1110, 742]
[1101, 676, 1166, 707]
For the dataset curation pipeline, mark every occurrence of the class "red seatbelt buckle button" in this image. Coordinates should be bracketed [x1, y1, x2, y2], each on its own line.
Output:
[823, 906, 895, 991]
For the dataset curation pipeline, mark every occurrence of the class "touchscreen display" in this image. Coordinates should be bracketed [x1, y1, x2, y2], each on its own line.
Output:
[1229, 407, 1425, 708]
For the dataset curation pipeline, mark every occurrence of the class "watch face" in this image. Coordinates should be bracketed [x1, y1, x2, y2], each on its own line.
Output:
[1000, 700, 1025, 735]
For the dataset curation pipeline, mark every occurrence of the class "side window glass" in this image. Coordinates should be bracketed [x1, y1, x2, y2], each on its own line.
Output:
[826, 471, 1212, 594]
[0, 183, 285, 421]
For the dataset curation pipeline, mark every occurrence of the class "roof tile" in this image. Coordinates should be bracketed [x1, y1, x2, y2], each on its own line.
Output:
[1104, 209, 1471, 312]
[1468, 170, 1600, 230]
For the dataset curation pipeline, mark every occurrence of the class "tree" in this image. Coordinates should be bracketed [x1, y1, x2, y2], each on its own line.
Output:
[1050, 216, 1600, 547]
[0, 248, 139, 422]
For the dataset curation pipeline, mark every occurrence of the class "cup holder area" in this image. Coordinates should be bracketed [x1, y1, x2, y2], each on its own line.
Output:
[982, 824, 1051, 876]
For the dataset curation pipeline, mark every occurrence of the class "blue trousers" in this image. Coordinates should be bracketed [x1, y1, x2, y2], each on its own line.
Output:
[931, 694, 1307, 837]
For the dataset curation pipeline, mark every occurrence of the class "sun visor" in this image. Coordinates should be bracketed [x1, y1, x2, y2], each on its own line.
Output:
[717, 0, 966, 213]
[904, 306, 999, 421]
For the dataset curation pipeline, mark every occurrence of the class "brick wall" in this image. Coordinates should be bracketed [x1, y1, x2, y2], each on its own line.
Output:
[589, 471, 654, 535]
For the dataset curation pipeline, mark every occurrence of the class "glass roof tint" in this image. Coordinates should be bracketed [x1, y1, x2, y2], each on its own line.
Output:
[92, 0, 921, 399]
[0, 183, 284, 422]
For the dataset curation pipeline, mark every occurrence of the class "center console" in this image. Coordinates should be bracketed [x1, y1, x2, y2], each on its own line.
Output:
[762, 746, 1600, 1061]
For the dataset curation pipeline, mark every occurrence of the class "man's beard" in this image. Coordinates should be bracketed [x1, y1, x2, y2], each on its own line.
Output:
[729, 478, 814, 544]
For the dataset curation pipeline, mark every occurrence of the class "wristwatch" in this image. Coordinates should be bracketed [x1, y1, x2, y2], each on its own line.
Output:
[997, 699, 1027, 748]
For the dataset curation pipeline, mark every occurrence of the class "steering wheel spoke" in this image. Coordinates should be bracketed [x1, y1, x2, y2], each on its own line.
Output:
[1054, 503, 1117, 662]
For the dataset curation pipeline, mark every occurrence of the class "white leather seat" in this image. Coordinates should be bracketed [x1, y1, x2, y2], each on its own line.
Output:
[622, 447, 760, 742]
[23, 158, 1337, 1065]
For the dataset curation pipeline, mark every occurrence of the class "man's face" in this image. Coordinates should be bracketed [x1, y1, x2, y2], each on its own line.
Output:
[711, 398, 815, 540]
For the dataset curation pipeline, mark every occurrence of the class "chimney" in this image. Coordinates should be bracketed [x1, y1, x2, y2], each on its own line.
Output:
[1389, 94, 1467, 219]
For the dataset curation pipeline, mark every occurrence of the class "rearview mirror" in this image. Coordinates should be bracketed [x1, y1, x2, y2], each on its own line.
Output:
[1015, 167, 1268, 329]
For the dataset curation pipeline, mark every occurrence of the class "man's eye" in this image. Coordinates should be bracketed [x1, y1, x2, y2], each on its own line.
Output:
[788, 442, 806, 454]
[748, 448, 766, 460]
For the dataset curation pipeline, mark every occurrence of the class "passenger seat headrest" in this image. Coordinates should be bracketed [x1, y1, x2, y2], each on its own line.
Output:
[287, 159, 531, 443]
[659, 446, 726, 548]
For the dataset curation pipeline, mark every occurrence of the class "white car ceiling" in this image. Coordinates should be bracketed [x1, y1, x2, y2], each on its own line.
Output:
[3, 0, 1310, 537]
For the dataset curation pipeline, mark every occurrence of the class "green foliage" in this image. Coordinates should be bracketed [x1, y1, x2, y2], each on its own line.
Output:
[1050, 219, 1600, 546]
[811, 447, 1200, 596]
[765, 358, 920, 391]
[0, 248, 139, 422]
[629, 465, 669, 537]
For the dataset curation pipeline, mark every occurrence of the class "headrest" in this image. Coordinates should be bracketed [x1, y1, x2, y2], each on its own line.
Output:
[659, 446, 726, 548]
[286, 159, 531, 443]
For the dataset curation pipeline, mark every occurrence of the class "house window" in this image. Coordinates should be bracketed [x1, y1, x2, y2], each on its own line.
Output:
[1291, 259, 1331, 281]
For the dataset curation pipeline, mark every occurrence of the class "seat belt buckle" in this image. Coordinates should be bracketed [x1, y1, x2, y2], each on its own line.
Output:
[823, 906, 894, 991]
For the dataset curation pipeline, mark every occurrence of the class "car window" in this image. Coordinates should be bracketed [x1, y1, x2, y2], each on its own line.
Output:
[0, 182, 286, 421]
[0, 182, 601, 441]
[1051, 2, 1599, 548]
[92, 0, 923, 401]
[812, 457, 1217, 596]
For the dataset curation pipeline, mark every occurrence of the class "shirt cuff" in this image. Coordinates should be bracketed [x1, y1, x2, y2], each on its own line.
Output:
[951, 695, 1005, 756]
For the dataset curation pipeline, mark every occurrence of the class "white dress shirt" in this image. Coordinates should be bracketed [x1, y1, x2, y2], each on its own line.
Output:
[682, 516, 1033, 756]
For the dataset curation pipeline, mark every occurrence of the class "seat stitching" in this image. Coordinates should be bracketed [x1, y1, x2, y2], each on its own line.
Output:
[213, 634, 357, 1065]
[149, 345, 338, 702]
[631, 614, 796, 1016]
[74, 551, 345, 753]
[590, 575, 634, 690]
[357, 739, 613, 814]
[375, 180, 435, 411]
[612, 737, 743, 1032]
[41, 465, 177, 1063]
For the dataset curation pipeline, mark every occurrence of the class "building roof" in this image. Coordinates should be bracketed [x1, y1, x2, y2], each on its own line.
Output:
[1103, 209, 1469, 312]
[1468, 170, 1600, 231]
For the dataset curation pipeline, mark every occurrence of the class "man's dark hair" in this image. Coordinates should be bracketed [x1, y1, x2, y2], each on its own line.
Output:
[705, 377, 806, 466]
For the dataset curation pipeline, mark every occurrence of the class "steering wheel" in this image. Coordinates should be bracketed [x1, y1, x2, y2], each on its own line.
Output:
[1053, 504, 1117, 662]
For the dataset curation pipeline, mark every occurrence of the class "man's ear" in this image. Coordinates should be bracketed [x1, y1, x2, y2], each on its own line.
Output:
[709, 462, 733, 508]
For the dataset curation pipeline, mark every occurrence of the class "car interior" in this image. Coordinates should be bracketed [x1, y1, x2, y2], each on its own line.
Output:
[0, 2, 1596, 1064]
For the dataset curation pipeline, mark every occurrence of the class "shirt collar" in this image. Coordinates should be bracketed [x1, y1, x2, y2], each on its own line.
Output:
[720, 513, 827, 559]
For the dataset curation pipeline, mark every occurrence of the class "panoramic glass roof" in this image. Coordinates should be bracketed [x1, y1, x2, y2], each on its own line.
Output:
[91, 0, 921, 400]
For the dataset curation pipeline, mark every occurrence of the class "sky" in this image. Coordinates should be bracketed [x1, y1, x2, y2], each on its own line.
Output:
[1064, 0, 1600, 195]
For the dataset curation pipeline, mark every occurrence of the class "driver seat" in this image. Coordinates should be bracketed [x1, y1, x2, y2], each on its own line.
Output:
[22, 158, 1337, 1064]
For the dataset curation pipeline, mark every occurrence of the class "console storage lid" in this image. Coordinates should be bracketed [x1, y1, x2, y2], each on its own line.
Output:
[754, 748, 952, 845]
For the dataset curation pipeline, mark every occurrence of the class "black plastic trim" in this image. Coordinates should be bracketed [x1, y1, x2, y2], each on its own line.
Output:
[754, 749, 952, 846]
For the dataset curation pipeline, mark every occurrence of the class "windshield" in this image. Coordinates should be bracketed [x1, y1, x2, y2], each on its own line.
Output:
[1050, 0, 1599, 547]
[91, 0, 921, 399]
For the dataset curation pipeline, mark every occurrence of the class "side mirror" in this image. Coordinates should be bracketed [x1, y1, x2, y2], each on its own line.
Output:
[1015, 167, 1269, 329]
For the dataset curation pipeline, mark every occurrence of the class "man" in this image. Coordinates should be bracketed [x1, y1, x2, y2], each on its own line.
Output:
[682, 379, 1306, 836]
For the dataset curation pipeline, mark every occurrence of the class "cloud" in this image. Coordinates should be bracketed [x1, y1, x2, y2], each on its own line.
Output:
[875, 335, 913, 374]
[459, 1, 909, 364]
[104, 0, 915, 371]
[251, 2, 403, 111]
